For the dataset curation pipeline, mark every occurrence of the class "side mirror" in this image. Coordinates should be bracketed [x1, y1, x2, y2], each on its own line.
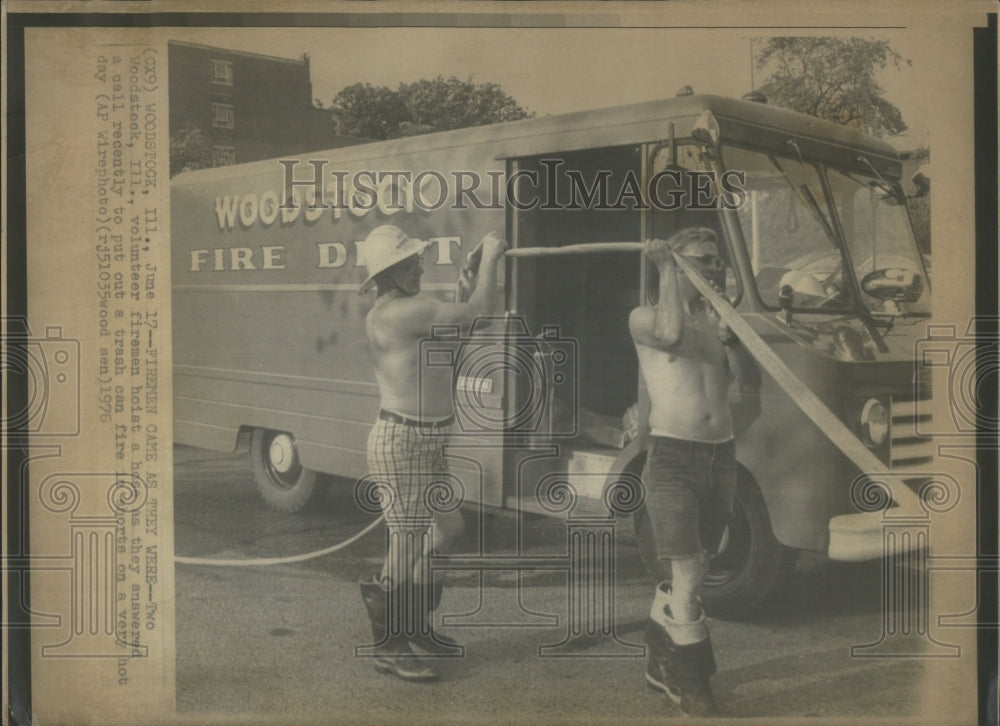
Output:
[778, 284, 794, 309]
[692, 110, 720, 147]
[908, 172, 930, 199]
[778, 284, 794, 324]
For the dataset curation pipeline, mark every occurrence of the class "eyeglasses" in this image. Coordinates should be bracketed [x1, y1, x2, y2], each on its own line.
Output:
[682, 254, 723, 270]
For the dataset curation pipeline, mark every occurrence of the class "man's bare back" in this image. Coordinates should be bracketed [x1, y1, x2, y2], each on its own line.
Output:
[367, 294, 456, 419]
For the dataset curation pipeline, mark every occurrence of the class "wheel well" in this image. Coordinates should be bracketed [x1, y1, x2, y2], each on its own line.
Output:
[735, 462, 758, 492]
[236, 426, 253, 454]
[734, 463, 786, 548]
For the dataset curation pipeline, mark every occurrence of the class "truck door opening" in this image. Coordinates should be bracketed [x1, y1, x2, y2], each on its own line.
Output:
[510, 147, 642, 451]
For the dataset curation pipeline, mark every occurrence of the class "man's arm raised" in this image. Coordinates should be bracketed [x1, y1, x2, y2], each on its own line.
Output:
[431, 231, 506, 330]
[629, 240, 684, 350]
[385, 232, 508, 340]
[701, 279, 762, 396]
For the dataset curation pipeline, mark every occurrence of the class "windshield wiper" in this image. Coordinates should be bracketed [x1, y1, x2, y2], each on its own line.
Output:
[855, 156, 905, 204]
[769, 153, 894, 344]
[768, 154, 840, 250]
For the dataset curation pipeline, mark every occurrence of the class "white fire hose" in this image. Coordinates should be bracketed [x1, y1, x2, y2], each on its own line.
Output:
[176, 240, 919, 568]
[174, 515, 384, 567]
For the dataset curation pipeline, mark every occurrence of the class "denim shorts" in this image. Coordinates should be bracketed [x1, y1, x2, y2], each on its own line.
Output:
[642, 435, 737, 559]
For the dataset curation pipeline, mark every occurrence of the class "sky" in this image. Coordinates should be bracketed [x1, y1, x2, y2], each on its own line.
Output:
[173, 26, 934, 142]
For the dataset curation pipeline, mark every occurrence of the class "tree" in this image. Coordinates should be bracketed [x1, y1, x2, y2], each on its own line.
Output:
[329, 76, 532, 140]
[398, 76, 533, 136]
[329, 82, 412, 140]
[169, 123, 213, 177]
[755, 38, 908, 137]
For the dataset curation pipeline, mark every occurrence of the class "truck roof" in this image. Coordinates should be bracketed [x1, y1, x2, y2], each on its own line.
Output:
[173, 93, 903, 185]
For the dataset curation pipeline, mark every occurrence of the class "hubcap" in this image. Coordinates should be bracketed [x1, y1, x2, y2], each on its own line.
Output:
[268, 434, 297, 474]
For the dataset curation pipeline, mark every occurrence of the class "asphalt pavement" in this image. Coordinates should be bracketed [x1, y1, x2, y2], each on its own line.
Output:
[172, 445, 944, 724]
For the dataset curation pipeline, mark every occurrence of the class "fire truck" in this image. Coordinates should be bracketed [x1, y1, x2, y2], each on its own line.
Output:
[171, 92, 932, 615]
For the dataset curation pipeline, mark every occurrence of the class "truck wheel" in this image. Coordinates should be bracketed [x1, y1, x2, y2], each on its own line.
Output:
[632, 470, 797, 618]
[250, 429, 325, 513]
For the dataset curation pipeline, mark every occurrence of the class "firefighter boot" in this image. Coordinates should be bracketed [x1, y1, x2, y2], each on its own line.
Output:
[645, 607, 718, 717]
[359, 576, 438, 682]
[407, 577, 461, 655]
[645, 583, 681, 695]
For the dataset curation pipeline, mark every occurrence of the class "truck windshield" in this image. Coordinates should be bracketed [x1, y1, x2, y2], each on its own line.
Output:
[826, 167, 930, 315]
[724, 145, 856, 311]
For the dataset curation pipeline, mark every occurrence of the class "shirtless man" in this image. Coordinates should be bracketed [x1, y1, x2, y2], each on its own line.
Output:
[358, 224, 507, 682]
[629, 227, 760, 716]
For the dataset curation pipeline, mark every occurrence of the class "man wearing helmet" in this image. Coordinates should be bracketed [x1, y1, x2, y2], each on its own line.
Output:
[358, 225, 507, 682]
[629, 227, 760, 717]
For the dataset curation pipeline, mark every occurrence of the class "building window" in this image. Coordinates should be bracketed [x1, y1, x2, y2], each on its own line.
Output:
[213, 146, 236, 167]
[212, 103, 234, 129]
[212, 59, 234, 85]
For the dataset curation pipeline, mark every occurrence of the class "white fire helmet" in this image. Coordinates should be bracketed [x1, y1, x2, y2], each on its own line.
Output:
[359, 225, 430, 293]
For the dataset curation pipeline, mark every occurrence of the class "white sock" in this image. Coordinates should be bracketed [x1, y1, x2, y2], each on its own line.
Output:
[663, 605, 708, 645]
[650, 582, 672, 629]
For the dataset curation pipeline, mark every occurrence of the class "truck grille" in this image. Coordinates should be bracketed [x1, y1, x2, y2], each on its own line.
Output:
[889, 395, 935, 471]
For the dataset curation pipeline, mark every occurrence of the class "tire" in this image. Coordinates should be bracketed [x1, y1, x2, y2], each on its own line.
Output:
[249, 428, 325, 513]
[633, 469, 797, 619]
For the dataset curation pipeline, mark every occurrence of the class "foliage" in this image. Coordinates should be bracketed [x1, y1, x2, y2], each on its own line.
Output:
[329, 76, 532, 140]
[328, 82, 412, 140]
[169, 123, 214, 177]
[755, 37, 908, 137]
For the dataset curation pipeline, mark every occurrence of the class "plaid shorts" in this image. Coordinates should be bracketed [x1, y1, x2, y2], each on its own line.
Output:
[366, 416, 453, 531]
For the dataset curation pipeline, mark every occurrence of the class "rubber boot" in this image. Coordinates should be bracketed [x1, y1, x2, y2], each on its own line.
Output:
[359, 576, 438, 682]
[645, 608, 718, 717]
[407, 577, 461, 655]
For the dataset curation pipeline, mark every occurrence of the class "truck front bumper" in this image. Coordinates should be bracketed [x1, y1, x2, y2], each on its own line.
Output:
[827, 510, 924, 561]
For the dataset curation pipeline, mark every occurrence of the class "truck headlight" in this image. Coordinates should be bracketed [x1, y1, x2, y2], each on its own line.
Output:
[860, 398, 888, 447]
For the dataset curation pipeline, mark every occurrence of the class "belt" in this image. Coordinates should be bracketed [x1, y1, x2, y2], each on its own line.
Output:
[378, 410, 454, 428]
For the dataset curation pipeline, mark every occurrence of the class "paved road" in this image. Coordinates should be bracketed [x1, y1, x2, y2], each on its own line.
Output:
[172, 445, 938, 723]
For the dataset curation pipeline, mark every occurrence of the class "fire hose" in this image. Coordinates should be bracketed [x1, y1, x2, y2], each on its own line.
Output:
[174, 515, 384, 567]
[176, 240, 919, 567]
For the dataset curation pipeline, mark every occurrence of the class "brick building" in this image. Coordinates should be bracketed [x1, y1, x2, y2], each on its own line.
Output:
[168, 41, 366, 169]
